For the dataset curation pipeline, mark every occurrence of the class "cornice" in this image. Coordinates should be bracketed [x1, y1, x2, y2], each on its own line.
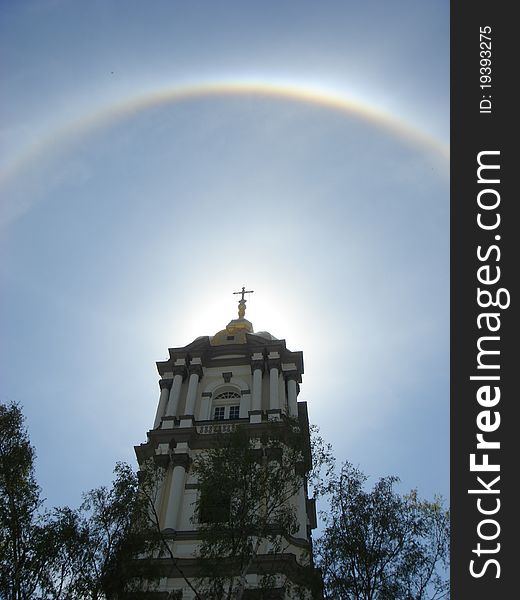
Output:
[137, 413, 311, 458]
[157, 334, 304, 375]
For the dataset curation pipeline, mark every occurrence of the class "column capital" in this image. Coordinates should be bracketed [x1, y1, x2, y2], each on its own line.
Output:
[172, 365, 188, 379]
[170, 452, 191, 470]
[153, 453, 170, 468]
[267, 350, 281, 370]
[188, 363, 203, 379]
[283, 370, 301, 383]
[159, 378, 173, 390]
[267, 356, 281, 370]
[251, 359, 265, 374]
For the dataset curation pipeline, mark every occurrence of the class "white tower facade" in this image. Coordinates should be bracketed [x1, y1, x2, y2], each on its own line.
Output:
[135, 292, 319, 599]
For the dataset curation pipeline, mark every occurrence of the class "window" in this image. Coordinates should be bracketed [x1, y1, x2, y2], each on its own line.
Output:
[199, 487, 230, 523]
[215, 391, 241, 401]
[212, 390, 242, 421]
[214, 406, 225, 420]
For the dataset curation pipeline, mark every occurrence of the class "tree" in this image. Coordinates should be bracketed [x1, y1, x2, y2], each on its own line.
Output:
[0, 401, 52, 600]
[62, 462, 162, 599]
[2, 400, 449, 600]
[316, 462, 449, 600]
[190, 421, 321, 600]
[0, 401, 162, 600]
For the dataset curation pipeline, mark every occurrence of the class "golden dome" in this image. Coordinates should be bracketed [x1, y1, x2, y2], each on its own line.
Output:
[211, 317, 254, 345]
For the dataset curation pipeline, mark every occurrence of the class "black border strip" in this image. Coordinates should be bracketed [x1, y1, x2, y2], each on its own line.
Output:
[451, 2, 516, 597]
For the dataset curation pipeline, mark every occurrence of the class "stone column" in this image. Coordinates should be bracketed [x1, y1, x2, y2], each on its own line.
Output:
[153, 378, 173, 428]
[152, 444, 170, 524]
[184, 362, 203, 416]
[268, 352, 281, 411]
[251, 353, 264, 412]
[285, 373, 299, 418]
[239, 390, 251, 418]
[198, 392, 212, 421]
[163, 453, 189, 531]
[165, 364, 186, 418]
[296, 485, 308, 539]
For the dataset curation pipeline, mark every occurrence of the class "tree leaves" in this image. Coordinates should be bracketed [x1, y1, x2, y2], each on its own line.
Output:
[316, 462, 449, 600]
[2, 402, 448, 600]
[0, 402, 161, 600]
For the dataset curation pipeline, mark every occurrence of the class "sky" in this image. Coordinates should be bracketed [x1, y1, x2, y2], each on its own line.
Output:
[0, 0, 449, 513]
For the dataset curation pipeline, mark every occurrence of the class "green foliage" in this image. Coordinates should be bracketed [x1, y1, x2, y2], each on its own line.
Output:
[308, 424, 335, 497]
[65, 462, 162, 599]
[0, 401, 49, 599]
[316, 462, 449, 600]
[2, 402, 449, 600]
[0, 401, 162, 600]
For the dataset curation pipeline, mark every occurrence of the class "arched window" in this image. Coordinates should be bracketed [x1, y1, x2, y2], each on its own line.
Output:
[212, 390, 241, 421]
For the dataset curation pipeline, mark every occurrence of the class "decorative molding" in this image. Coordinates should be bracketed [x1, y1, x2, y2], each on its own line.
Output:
[153, 453, 169, 468]
[147, 550, 315, 583]
[210, 354, 247, 360]
[281, 362, 297, 371]
[267, 356, 281, 370]
[249, 410, 263, 424]
[172, 364, 188, 379]
[250, 359, 265, 373]
[170, 452, 191, 469]
[222, 371, 233, 383]
[283, 370, 300, 383]
[160, 416, 176, 430]
[159, 378, 173, 390]
[179, 415, 195, 428]
[188, 363, 203, 379]
[202, 376, 249, 397]
[266, 408, 282, 422]
[196, 422, 238, 435]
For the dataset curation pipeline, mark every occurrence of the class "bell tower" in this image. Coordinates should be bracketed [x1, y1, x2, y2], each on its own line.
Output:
[135, 290, 319, 598]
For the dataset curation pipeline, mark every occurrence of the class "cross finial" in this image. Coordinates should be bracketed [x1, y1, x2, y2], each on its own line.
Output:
[233, 286, 254, 302]
[233, 286, 254, 318]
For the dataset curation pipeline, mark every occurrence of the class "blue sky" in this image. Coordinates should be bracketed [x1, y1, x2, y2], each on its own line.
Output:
[1, 0, 449, 511]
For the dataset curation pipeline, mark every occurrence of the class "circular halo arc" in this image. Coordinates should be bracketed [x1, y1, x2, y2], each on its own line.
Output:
[0, 80, 449, 190]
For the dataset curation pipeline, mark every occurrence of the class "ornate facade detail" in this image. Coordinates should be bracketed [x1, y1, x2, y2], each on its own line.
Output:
[170, 452, 191, 470]
[159, 378, 173, 390]
[188, 362, 204, 379]
[251, 358, 265, 373]
[196, 422, 239, 435]
[172, 364, 188, 380]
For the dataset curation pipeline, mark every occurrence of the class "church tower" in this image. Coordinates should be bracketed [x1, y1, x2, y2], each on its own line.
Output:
[134, 290, 319, 599]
